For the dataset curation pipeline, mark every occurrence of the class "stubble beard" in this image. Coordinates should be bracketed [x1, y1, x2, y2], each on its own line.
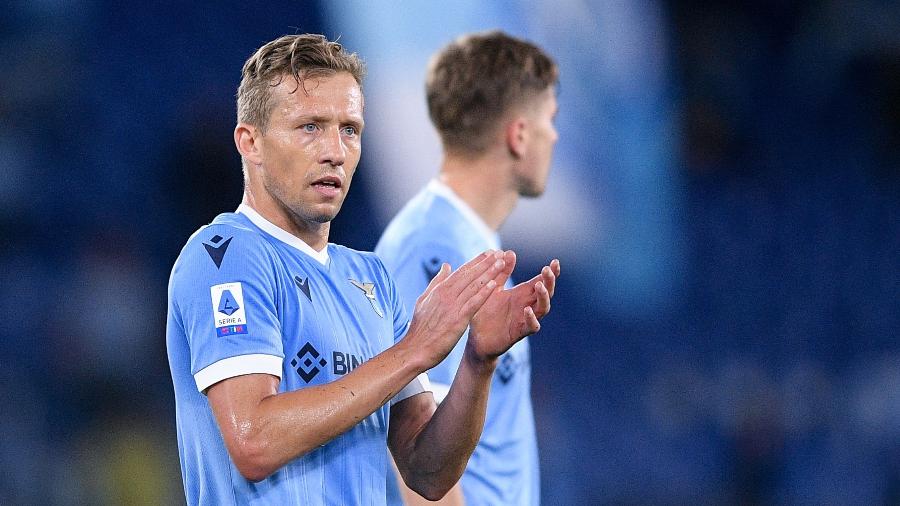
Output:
[263, 174, 340, 225]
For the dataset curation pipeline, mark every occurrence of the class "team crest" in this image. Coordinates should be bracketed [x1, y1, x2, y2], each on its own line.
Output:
[210, 282, 249, 336]
[349, 279, 384, 318]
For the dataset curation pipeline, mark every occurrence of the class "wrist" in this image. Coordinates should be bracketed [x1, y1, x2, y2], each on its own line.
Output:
[462, 341, 498, 375]
[394, 325, 435, 374]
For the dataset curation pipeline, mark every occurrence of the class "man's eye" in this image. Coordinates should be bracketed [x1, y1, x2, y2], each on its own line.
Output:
[301, 124, 317, 133]
[342, 126, 358, 136]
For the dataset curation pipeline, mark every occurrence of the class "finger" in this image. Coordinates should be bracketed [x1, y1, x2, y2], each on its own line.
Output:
[530, 280, 551, 319]
[446, 251, 493, 288]
[518, 257, 554, 293]
[540, 265, 557, 298]
[490, 250, 516, 288]
[502, 250, 517, 272]
[524, 259, 560, 298]
[458, 251, 492, 275]
[420, 263, 450, 300]
[508, 266, 548, 305]
[457, 254, 506, 304]
[445, 251, 501, 295]
[417, 264, 450, 306]
[523, 306, 541, 336]
[460, 278, 498, 318]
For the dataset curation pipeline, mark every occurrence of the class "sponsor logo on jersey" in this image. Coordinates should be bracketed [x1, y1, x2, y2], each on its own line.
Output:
[292, 341, 366, 383]
[210, 282, 249, 337]
[291, 342, 327, 382]
[349, 279, 384, 318]
[497, 353, 517, 384]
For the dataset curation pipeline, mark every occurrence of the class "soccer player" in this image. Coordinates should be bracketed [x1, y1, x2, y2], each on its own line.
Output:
[166, 34, 559, 505]
[375, 31, 560, 506]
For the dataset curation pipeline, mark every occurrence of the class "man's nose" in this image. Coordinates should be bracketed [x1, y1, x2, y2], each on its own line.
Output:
[318, 127, 346, 167]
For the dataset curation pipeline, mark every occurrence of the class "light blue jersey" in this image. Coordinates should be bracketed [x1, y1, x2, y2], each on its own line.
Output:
[167, 204, 428, 506]
[376, 180, 539, 506]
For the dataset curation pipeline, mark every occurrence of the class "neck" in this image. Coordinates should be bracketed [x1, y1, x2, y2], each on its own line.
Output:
[438, 152, 519, 231]
[241, 186, 330, 251]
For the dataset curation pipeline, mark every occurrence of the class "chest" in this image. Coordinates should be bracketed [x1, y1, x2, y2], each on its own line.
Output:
[275, 255, 396, 389]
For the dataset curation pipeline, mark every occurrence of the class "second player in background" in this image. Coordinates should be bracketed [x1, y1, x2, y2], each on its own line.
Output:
[376, 31, 561, 506]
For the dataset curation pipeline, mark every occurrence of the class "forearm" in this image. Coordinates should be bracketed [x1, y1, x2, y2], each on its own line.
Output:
[390, 453, 466, 506]
[398, 345, 497, 497]
[211, 342, 425, 481]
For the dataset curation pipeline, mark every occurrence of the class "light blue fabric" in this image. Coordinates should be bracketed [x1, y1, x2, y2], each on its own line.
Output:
[376, 183, 539, 506]
[168, 209, 409, 505]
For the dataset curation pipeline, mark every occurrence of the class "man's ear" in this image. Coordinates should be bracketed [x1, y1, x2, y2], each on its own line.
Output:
[234, 123, 263, 165]
[505, 116, 528, 159]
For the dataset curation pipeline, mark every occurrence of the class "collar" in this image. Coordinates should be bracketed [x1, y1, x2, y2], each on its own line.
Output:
[426, 179, 501, 250]
[237, 203, 330, 266]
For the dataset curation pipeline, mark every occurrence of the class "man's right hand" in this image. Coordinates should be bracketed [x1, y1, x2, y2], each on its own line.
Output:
[401, 250, 514, 370]
[206, 252, 511, 483]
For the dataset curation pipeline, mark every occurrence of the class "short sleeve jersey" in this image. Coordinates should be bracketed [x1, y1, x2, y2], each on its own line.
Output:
[166, 204, 427, 505]
[375, 180, 539, 506]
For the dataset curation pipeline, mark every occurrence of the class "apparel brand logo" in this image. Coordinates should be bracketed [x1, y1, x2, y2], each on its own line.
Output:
[294, 275, 312, 302]
[349, 279, 384, 318]
[292, 342, 327, 383]
[422, 257, 442, 281]
[203, 235, 233, 269]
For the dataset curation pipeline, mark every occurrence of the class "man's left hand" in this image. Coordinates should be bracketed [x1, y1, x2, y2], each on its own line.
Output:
[467, 253, 560, 361]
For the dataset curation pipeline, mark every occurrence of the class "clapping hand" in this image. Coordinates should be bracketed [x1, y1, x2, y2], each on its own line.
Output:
[468, 252, 560, 361]
[404, 250, 513, 368]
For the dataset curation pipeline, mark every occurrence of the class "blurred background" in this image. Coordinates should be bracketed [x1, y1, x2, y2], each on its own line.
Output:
[2, 0, 898, 504]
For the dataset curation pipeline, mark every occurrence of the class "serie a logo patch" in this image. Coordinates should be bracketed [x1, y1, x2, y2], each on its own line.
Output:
[210, 282, 249, 337]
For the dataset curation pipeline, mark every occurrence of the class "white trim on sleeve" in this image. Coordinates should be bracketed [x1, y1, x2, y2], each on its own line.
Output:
[391, 372, 432, 405]
[429, 381, 451, 404]
[194, 354, 283, 393]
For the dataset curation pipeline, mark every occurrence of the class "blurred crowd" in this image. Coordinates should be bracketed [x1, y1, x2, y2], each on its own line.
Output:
[1, 1, 897, 504]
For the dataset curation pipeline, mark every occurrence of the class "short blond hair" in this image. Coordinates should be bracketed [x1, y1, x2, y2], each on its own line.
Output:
[237, 34, 365, 131]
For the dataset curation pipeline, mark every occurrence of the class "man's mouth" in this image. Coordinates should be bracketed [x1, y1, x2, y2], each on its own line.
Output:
[311, 175, 343, 198]
[311, 175, 342, 189]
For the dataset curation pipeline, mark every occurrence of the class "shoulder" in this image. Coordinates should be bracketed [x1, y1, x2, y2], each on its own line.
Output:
[377, 194, 474, 271]
[171, 212, 279, 288]
[377, 231, 471, 277]
[378, 189, 462, 245]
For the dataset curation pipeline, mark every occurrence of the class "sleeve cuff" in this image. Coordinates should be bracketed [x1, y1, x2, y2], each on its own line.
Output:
[391, 372, 432, 405]
[194, 354, 283, 393]
[429, 381, 451, 404]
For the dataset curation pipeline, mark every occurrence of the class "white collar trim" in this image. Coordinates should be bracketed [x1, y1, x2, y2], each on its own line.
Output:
[426, 179, 500, 249]
[237, 203, 330, 266]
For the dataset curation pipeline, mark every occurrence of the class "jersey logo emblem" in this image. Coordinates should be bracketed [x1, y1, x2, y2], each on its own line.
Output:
[217, 290, 240, 315]
[497, 353, 516, 384]
[210, 282, 249, 337]
[349, 279, 384, 318]
[294, 275, 312, 302]
[203, 234, 233, 269]
[422, 257, 442, 281]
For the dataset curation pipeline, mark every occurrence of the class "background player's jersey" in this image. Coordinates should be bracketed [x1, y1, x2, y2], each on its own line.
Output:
[376, 180, 539, 506]
[167, 204, 426, 506]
